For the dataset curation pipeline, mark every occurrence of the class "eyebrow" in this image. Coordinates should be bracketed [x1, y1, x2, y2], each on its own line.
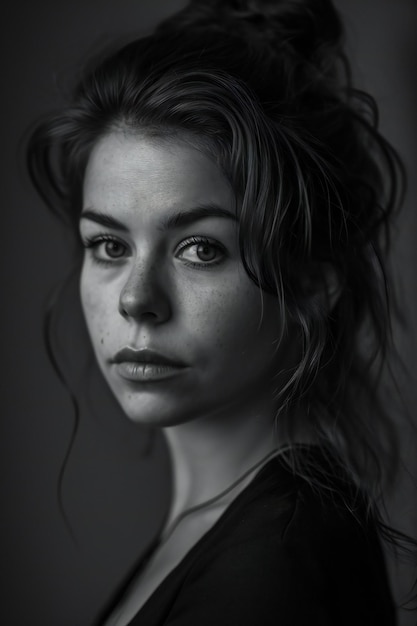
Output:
[80, 204, 238, 231]
[162, 204, 237, 229]
[80, 209, 129, 231]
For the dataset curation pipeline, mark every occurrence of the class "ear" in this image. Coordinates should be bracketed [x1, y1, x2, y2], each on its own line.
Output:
[304, 263, 342, 316]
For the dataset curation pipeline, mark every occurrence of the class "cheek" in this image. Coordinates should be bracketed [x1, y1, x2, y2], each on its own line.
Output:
[80, 272, 113, 349]
[192, 278, 279, 354]
[80, 272, 96, 324]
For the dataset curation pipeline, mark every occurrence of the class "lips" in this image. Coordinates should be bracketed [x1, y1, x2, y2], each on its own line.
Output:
[110, 347, 187, 382]
[112, 347, 186, 367]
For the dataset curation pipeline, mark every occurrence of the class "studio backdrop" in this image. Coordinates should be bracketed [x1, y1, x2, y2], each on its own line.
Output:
[1, 2, 416, 625]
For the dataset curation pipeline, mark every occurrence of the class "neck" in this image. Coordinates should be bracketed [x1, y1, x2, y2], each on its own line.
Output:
[162, 399, 280, 528]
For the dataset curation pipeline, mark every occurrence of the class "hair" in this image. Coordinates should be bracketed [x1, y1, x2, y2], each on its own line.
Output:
[27, 0, 415, 560]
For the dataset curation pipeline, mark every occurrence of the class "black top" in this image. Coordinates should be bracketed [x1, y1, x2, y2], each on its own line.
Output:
[97, 447, 396, 626]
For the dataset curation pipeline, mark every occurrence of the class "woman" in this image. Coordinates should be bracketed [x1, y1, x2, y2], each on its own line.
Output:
[27, 0, 415, 624]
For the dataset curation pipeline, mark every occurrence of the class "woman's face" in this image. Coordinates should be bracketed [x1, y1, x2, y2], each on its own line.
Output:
[79, 131, 293, 427]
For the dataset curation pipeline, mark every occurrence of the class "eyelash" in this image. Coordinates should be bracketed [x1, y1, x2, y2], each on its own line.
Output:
[81, 234, 226, 269]
[175, 236, 226, 269]
[82, 234, 128, 267]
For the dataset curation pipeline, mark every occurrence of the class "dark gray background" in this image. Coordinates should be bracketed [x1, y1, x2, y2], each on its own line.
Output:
[1, 1, 416, 625]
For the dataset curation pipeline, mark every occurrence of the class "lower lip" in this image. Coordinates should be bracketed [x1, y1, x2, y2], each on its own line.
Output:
[114, 361, 186, 382]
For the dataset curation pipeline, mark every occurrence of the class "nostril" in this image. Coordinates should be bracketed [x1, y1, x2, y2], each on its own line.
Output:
[118, 302, 129, 318]
[140, 310, 159, 320]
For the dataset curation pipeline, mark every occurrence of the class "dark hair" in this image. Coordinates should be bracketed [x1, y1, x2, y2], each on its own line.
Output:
[28, 0, 411, 546]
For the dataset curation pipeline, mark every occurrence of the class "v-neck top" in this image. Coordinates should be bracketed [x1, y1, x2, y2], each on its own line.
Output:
[95, 447, 396, 626]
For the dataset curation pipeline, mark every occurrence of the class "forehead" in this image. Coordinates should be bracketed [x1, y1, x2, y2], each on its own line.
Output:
[82, 131, 235, 223]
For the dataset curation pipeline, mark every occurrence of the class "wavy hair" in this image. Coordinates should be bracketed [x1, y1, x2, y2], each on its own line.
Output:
[28, 0, 409, 531]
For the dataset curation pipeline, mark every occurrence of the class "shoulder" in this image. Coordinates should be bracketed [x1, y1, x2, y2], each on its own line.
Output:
[167, 448, 396, 625]
[210, 446, 376, 551]
[226, 448, 391, 583]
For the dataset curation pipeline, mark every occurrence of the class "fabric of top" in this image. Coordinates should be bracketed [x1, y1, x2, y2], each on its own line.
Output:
[96, 446, 396, 626]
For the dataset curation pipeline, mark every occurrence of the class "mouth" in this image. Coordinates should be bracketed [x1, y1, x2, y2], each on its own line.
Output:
[110, 347, 187, 382]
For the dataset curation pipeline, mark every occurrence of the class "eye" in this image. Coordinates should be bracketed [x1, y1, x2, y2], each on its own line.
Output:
[82, 235, 129, 265]
[175, 236, 226, 268]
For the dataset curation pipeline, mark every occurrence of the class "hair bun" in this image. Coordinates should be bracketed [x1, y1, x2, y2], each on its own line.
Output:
[159, 0, 343, 60]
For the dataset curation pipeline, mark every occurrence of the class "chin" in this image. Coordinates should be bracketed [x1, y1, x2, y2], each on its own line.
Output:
[114, 392, 195, 428]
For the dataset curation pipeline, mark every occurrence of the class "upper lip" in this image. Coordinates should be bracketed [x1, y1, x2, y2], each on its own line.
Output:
[111, 347, 186, 367]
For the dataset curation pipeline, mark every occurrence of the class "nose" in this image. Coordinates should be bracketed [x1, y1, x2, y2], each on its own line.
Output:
[118, 258, 172, 324]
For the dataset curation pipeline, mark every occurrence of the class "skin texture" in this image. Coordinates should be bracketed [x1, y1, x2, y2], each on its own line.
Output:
[79, 131, 307, 626]
[79, 131, 295, 433]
